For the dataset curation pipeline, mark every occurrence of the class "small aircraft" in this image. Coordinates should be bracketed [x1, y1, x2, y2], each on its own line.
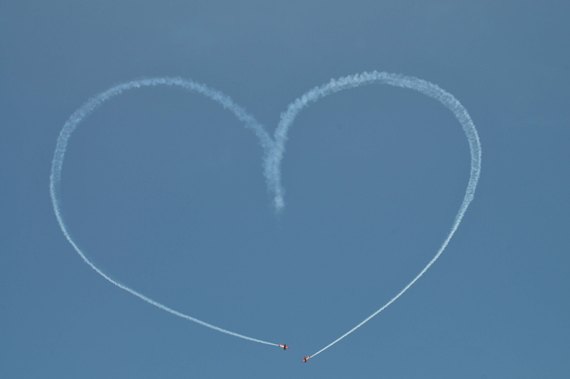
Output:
[303, 355, 311, 363]
[278, 344, 288, 350]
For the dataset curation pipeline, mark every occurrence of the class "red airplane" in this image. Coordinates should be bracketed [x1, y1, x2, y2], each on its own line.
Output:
[278, 344, 288, 350]
[303, 355, 311, 363]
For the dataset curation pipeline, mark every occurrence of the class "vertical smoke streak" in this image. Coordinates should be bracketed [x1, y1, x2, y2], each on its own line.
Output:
[269, 71, 481, 359]
[50, 77, 278, 346]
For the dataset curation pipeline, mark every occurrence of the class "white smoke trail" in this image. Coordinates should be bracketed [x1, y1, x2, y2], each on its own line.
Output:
[268, 71, 481, 359]
[51, 72, 480, 357]
[49, 77, 278, 347]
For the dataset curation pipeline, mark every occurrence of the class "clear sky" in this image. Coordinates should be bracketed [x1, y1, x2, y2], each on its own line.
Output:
[1, 1, 569, 378]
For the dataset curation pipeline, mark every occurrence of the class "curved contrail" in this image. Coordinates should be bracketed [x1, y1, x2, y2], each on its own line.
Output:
[51, 72, 481, 358]
[49, 77, 278, 347]
[268, 71, 481, 359]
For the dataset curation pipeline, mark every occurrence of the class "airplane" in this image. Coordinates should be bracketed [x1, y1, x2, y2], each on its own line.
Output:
[278, 344, 288, 350]
[303, 355, 311, 363]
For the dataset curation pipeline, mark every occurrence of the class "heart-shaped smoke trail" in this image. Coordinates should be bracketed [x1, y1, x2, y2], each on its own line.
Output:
[50, 72, 481, 360]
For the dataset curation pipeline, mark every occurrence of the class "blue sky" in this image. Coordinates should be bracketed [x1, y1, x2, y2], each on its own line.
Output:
[1, 1, 569, 378]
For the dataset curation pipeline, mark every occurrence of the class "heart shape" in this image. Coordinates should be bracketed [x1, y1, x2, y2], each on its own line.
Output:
[50, 71, 481, 360]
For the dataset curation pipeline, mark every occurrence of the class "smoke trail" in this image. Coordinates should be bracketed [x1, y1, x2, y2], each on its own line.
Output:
[269, 71, 481, 359]
[50, 77, 278, 346]
[51, 72, 480, 357]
